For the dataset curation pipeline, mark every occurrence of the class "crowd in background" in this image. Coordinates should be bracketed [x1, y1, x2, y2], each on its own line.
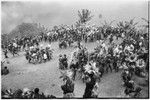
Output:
[1, 17, 149, 98]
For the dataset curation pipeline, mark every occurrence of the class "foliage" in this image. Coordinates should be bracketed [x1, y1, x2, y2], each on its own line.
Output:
[139, 18, 149, 28]
[101, 20, 115, 28]
[78, 9, 93, 24]
[116, 18, 139, 39]
[117, 18, 138, 30]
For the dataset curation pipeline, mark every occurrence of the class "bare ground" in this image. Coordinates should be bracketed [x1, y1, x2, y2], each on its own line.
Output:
[1, 41, 148, 98]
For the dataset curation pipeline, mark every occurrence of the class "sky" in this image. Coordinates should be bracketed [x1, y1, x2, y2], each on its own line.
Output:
[1, 0, 149, 34]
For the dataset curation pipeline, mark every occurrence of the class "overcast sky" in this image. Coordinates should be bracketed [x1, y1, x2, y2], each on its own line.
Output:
[1, 0, 149, 34]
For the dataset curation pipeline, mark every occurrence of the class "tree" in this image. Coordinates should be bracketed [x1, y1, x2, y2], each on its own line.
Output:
[101, 20, 115, 28]
[117, 18, 139, 39]
[117, 18, 138, 30]
[78, 9, 93, 24]
[125, 18, 138, 29]
[141, 18, 149, 28]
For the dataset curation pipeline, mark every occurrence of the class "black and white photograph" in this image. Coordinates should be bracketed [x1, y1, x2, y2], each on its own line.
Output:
[1, 0, 149, 99]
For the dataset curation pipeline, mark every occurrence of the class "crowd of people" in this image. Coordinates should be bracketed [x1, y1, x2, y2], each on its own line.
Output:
[1, 18, 148, 98]
[25, 44, 53, 64]
[58, 26, 148, 98]
[2, 88, 56, 99]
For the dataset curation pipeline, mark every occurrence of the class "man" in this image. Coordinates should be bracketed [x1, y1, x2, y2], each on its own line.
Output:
[32, 88, 41, 99]
[113, 56, 119, 72]
[2, 66, 9, 75]
[61, 77, 75, 98]
[46, 48, 50, 60]
[59, 55, 63, 69]
[124, 80, 135, 96]
[70, 60, 79, 80]
[3, 49, 8, 58]
[62, 54, 68, 69]
[43, 53, 47, 63]
[105, 54, 113, 73]
[25, 50, 30, 61]
[135, 59, 145, 76]
[83, 71, 96, 98]
[121, 69, 132, 86]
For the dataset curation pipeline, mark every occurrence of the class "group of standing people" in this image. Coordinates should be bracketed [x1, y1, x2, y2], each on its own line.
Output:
[1, 18, 148, 98]
[59, 28, 148, 98]
[25, 44, 53, 64]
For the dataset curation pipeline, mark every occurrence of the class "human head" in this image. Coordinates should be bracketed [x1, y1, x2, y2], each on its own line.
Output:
[34, 88, 39, 94]
[64, 54, 66, 57]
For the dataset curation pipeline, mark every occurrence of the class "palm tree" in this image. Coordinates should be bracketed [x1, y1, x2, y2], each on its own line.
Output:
[99, 20, 115, 38]
[117, 18, 138, 30]
[141, 18, 149, 28]
[125, 18, 138, 30]
[78, 9, 93, 24]
[117, 18, 139, 39]
[76, 9, 94, 42]
[140, 18, 149, 41]
[138, 18, 149, 34]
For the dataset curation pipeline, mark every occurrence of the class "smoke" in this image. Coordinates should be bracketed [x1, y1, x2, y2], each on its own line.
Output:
[1, 1, 64, 34]
[1, 0, 148, 34]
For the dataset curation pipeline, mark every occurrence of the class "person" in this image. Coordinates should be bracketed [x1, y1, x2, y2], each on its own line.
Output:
[113, 56, 119, 72]
[32, 88, 41, 99]
[135, 59, 145, 76]
[3, 49, 8, 58]
[28, 51, 32, 63]
[2, 66, 9, 75]
[128, 62, 135, 76]
[22, 88, 32, 99]
[105, 54, 113, 73]
[98, 61, 104, 77]
[43, 53, 47, 62]
[59, 55, 64, 69]
[83, 71, 96, 98]
[25, 50, 29, 61]
[62, 54, 68, 69]
[121, 69, 132, 86]
[70, 60, 78, 80]
[132, 87, 142, 98]
[124, 80, 135, 96]
[61, 77, 75, 98]
[77, 42, 81, 49]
